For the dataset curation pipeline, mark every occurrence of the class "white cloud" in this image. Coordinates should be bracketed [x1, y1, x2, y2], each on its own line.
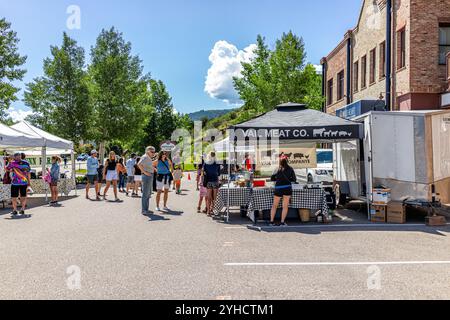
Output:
[205, 40, 256, 105]
[313, 64, 323, 74]
[7, 107, 33, 122]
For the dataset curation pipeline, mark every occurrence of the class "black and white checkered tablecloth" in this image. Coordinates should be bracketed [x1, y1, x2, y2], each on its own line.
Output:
[248, 188, 329, 217]
[213, 187, 252, 215]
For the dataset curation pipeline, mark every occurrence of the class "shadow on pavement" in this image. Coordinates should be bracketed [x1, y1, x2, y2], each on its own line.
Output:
[147, 214, 171, 222]
[0, 196, 78, 216]
[249, 223, 450, 236]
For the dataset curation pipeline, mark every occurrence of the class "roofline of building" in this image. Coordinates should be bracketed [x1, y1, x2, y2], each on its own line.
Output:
[321, 0, 387, 64]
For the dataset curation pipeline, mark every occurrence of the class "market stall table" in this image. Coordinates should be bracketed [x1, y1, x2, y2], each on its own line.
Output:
[248, 186, 329, 223]
[0, 184, 11, 208]
[213, 186, 252, 217]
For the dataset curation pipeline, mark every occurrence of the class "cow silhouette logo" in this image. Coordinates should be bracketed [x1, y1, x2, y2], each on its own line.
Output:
[313, 128, 326, 137]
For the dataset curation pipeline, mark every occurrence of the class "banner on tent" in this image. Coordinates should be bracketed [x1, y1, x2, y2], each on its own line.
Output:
[256, 146, 317, 170]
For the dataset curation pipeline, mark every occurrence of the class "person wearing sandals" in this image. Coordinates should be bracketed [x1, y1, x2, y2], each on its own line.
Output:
[6, 152, 31, 216]
[269, 156, 297, 227]
[86, 150, 101, 201]
[203, 152, 221, 216]
[49, 156, 61, 205]
[153, 151, 173, 212]
[102, 151, 121, 202]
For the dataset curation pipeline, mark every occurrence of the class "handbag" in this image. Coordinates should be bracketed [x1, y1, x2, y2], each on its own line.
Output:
[2, 172, 11, 185]
[43, 169, 52, 184]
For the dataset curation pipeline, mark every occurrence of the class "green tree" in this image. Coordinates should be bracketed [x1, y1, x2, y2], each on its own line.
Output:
[24, 33, 91, 141]
[0, 18, 27, 120]
[89, 27, 149, 157]
[138, 79, 180, 150]
[233, 31, 323, 113]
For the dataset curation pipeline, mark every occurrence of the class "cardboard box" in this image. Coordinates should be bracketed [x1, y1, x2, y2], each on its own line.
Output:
[426, 215, 447, 227]
[387, 201, 406, 224]
[372, 188, 391, 205]
[370, 205, 386, 223]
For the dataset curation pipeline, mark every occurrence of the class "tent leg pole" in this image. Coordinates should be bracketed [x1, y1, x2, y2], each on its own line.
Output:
[71, 151, 76, 197]
[42, 147, 47, 203]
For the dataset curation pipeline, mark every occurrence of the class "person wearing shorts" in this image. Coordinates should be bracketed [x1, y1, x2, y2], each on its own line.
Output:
[126, 154, 137, 196]
[203, 152, 221, 216]
[49, 156, 61, 205]
[134, 158, 142, 197]
[86, 150, 100, 201]
[6, 153, 31, 216]
[269, 157, 297, 227]
[153, 151, 173, 212]
[102, 151, 121, 202]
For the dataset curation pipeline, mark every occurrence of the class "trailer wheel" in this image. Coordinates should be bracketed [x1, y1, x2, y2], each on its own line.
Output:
[334, 184, 347, 207]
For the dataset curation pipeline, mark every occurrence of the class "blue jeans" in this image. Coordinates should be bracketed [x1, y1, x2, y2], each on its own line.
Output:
[141, 174, 153, 213]
[119, 174, 126, 189]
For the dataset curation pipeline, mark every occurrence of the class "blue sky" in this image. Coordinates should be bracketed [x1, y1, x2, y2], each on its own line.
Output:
[1, 0, 362, 118]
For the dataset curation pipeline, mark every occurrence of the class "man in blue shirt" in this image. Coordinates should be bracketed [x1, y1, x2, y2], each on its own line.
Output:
[125, 153, 137, 196]
[86, 150, 100, 201]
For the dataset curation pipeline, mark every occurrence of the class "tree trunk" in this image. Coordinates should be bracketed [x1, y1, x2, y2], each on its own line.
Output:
[99, 141, 106, 163]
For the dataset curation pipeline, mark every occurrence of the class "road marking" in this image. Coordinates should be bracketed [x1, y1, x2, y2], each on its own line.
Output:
[225, 261, 450, 267]
[223, 242, 234, 247]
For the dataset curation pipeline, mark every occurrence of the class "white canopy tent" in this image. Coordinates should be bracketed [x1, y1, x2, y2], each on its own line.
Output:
[0, 123, 44, 148]
[213, 136, 256, 153]
[11, 121, 73, 150]
[6, 121, 76, 198]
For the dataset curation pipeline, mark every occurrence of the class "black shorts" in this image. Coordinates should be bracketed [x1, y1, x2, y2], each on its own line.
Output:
[11, 185, 27, 198]
[274, 187, 293, 198]
[86, 174, 98, 184]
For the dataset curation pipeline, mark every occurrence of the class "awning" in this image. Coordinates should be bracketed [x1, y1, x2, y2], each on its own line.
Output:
[230, 102, 363, 141]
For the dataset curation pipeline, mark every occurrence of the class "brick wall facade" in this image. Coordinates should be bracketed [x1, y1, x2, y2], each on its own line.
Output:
[323, 0, 450, 114]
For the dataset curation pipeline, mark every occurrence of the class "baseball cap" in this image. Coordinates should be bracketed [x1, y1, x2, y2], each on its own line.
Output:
[91, 150, 98, 155]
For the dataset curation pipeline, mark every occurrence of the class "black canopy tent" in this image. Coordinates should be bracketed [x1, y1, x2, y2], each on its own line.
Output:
[229, 102, 362, 141]
[219, 102, 363, 222]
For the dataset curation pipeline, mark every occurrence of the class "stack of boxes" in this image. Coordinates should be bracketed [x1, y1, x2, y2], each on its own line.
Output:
[370, 188, 406, 224]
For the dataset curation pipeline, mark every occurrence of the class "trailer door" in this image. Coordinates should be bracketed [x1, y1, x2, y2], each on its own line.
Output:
[364, 115, 373, 216]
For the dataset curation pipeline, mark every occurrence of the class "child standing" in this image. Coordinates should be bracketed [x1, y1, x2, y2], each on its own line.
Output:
[173, 166, 183, 195]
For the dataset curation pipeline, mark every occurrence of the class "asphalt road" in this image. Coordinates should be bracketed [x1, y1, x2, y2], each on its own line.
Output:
[0, 176, 450, 300]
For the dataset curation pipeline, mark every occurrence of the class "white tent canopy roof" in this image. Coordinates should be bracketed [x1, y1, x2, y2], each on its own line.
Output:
[214, 136, 255, 153]
[11, 121, 73, 150]
[0, 123, 44, 148]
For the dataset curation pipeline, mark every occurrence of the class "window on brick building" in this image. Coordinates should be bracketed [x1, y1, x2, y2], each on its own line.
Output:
[327, 78, 333, 105]
[370, 48, 376, 84]
[361, 55, 367, 89]
[397, 28, 406, 69]
[439, 24, 450, 65]
[337, 70, 345, 101]
[379, 41, 386, 78]
[353, 61, 359, 93]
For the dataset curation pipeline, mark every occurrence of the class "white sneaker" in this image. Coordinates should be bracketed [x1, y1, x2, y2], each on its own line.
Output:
[156, 207, 161, 212]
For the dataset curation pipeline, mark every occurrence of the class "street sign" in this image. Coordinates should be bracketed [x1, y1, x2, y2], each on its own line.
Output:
[160, 141, 176, 152]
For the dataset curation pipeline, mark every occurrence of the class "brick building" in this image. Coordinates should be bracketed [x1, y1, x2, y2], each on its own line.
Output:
[321, 0, 450, 115]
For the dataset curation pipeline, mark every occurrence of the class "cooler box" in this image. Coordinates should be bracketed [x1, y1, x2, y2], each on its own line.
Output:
[253, 180, 266, 188]
[372, 188, 391, 205]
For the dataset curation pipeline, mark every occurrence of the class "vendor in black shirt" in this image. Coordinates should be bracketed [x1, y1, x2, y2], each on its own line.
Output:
[270, 157, 297, 227]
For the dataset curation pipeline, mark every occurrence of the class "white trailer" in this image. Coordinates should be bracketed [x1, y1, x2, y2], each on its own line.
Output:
[334, 110, 450, 205]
